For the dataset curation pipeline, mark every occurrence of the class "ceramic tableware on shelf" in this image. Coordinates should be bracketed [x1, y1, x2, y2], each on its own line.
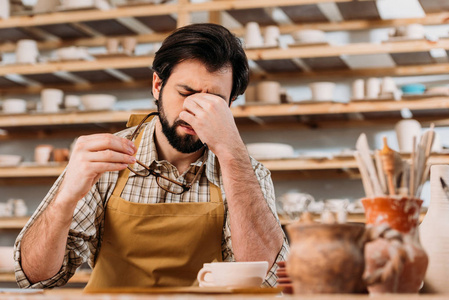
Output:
[122, 36, 137, 55]
[256, 81, 281, 104]
[80, 94, 116, 110]
[389, 24, 425, 40]
[425, 85, 449, 96]
[9, 199, 27, 217]
[53, 148, 70, 162]
[280, 192, 314, 221]
[244, 84, 256, 103]
[55, 46, 89, 61]
[419, 165, 449, 293]
[395, 119, 422, 153]
[352, 79, 365, 100]
[16, 39, 39, 64]
[107, 38, 120, 54]
[197, 261, 268, 288]
[366, 78, 381, 99]
[2, 99, 27, 114]
[401, 83, 426, 95]
[246, 143, 294, 160]
[60, 0, 93, 9]
[291, 29, 326, 44]
[264, 25, 280, 47]
[244, 22, 263, 48]
[0, 154, 22, 167]
[380, 77, 398, 97]
[0, 0, 10, 19]
[35, 144, 54, 165]
[41, 89, 64, 113]
[0, 247, 14, 272]
[324, 199, 350, 224]
[64, 95, 81, 110]
[309, 82, 335, 101]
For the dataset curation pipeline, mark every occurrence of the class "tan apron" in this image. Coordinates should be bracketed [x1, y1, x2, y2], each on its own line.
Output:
[84, 115, 224, 290]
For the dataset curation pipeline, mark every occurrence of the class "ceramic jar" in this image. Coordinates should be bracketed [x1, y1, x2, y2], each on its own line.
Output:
[420, 164, 449, 293]
[362, 196, 428, 293]
[286, 223, 367, 294]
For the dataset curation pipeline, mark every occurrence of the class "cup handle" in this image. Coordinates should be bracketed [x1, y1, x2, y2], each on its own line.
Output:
[197, 267, 215, 287]
[362, 224, 407, 286]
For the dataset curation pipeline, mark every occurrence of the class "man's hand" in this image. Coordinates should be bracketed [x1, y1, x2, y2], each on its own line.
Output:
[179, 93, 242, 157]
[58, 134, 137, 206]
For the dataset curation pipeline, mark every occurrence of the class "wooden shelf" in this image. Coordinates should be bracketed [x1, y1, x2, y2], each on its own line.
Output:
[0, 217, 29, 230]
[0, 153, 448, 182]
[0, 97, 448, 129]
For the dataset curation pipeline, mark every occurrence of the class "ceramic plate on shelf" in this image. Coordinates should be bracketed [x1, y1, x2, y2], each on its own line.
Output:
[246, 143, 295, 160]
[0, 155, 22, 167]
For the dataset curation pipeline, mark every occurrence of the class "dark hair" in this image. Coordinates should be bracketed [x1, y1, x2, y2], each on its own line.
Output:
[152, 23, 249, 102]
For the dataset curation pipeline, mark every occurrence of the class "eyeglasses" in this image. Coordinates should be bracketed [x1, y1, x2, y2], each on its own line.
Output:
[125, 112, 208, 195]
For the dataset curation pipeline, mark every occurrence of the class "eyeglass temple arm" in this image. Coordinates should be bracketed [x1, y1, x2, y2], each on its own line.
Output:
[130, 112, 159, 140]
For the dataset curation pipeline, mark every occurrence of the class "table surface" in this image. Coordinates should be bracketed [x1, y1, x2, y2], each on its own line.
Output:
[1, 289, 449, 299]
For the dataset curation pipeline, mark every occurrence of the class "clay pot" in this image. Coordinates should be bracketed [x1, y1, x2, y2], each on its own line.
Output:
[286, 223, 367, 294]
[362, 197, 428, 294]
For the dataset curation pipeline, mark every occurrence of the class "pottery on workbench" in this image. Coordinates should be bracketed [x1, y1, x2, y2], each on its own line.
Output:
[286, 223, 368, 294]
[362, 196, 428, 294]
[420, 165, 449, 293]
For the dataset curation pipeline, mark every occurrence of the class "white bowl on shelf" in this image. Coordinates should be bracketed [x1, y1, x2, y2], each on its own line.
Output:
[80, 94, 116, 111]
[2, 99, 27, 114]
[55, 46, 89, 61]
[309, 82, 336, 101]
[0, 155, 22, 167]
[246, 143, 295, 160]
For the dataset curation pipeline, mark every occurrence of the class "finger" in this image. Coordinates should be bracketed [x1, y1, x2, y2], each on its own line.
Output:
[75, 134, 136, 155]
[179, 111, 196, 127]
[84, 150, 137, 164]
[89, 162, 129, 173]
[183, 98, 205, 116]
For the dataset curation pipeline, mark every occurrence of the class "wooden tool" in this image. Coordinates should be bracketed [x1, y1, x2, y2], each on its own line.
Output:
[356, 134, 383, 196]
[381, 137, 396, 196]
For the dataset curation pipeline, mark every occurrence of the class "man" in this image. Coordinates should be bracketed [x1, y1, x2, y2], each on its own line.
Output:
[14, 23, 288, 289]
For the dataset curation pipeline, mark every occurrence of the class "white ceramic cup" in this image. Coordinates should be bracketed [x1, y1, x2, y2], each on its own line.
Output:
[2, 99, 27, 114]
[395, 119, 422, 153]
[64, 95, 81, 109]
[404, 24, 425, 39]
[41, 89, 63, 112]
[381, 76, 397, 95]
[122, 36, 137, 55]
[309, 82, 336, 101]
[245, 22, 263, 48]
[197, 261, 268, 288]
[16, 40, 39, 64]
[0, 0, 10, 19]
[352, 79, 365, 100]
[256, 81, 281, 104]
[366, 77, 381, 99]
[245, 84, 256, 103]
[107, 38, 120, 54]
[264, 25, 280, 47]
[35, 144, 54, 164]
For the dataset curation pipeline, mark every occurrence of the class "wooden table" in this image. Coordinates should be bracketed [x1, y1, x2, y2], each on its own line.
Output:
[1, 288, 449, 299]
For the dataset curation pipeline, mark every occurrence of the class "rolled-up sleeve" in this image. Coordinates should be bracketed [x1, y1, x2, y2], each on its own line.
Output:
[14, 171, 107, 289]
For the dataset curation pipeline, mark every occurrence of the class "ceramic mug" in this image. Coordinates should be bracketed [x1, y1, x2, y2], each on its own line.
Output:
[41, 89, 63, 112]
[197, 261, 268, 288]
[245, 84, 256, 103]
[107, 38, 120, 54]
[395, 119, 422, 153]
[366, 78, 381, 99]
[0, 0, 10, 19]
[309, 82, 335, 101]
[404, 24, 425, 39]
[264, 25, 280, 47]
[352, 79, 365, 100]
[122, 36, 137, 55]
[35, 144, 54, 164]
[245, 22, 263, 48]
[16, 40, 39, 64]
[380, 77, 397, 95]
[256, 81, 281, 104]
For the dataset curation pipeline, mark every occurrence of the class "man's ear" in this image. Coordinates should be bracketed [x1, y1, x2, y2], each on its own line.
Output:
[152, 72, 163, 100]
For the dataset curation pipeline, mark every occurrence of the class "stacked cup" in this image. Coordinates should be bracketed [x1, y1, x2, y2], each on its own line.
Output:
[16, 40, 39, 64]
[41, 89, 64, 113]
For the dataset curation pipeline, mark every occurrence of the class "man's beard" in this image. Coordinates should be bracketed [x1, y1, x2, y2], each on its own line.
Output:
[157, 92, 204, 154]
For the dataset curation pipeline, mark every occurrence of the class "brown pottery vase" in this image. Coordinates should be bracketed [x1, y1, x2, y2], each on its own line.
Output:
[286, 223, 367, 294]
[362, 196, 428, 294]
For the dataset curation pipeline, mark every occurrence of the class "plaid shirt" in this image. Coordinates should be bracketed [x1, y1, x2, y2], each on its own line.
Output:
[14, 117, 289, 288]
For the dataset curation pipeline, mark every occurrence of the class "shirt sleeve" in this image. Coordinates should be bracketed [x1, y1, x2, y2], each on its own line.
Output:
[221, 157, 290, 287]
[14, 170, 108, 289]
